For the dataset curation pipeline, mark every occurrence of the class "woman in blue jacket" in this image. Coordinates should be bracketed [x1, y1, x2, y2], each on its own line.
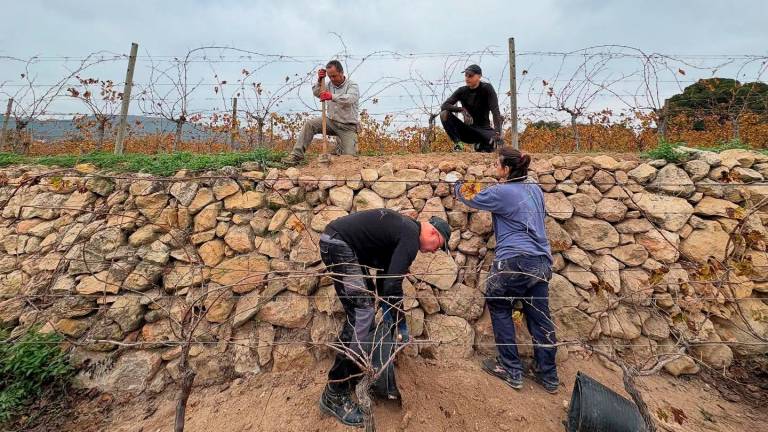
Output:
[454, 148, 559, 393]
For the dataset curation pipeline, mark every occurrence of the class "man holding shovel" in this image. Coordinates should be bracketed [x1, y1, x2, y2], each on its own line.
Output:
[282, 60, 360, 166]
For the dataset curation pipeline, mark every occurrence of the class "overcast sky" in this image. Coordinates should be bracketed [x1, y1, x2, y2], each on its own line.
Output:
[2, 0, 767, 127]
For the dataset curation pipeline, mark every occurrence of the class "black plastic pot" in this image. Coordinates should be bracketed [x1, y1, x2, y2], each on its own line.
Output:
[566, 371, 647, 432]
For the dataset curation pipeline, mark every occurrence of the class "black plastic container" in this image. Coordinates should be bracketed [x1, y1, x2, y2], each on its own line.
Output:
[566, 371, 647, 432]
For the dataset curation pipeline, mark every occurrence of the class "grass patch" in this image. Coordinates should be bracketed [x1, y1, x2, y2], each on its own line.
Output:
[0, 329, 74, 425]
[642, 140, 685, 163]
[642, 138, 758, 163]
[0, 149, 285, 176]
[697, 138, 751, 153]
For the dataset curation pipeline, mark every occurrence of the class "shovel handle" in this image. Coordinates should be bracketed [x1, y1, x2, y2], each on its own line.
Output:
[320, 78, 328, 156]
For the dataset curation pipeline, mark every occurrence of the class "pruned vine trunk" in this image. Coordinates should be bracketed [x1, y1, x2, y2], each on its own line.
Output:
[174, 343, 197, 432]
[174, 119, 184, 153]
[570, 114, 581, 152]
[355, 373, 375, 432]
[621, 367, 655, 432]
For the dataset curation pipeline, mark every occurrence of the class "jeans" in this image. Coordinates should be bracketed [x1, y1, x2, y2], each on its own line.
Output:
[440, 111, 497, 152]
[291, 116, 358, 158]
[319, 233, 375, 393]
[485, 255, 558, 380]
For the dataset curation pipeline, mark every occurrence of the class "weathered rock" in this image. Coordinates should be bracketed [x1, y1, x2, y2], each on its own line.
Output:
[563, 217, 619, 251]
[210, 254, 270, 294]
[194, 202, 222, 233]
[544, 192, 574, 221]
[563, 246, 591, 269]
[680, 220, 731, 264]
[642, 315, 670, 340]
[595, 199, 627, 223]
[545, 217, 572, 253]
[224, 224, 255, 253]
[418, 197, 447, 223]
[628, 164, 657, 184]
[693, 196, 739, 217]
[561, 263, 598, 290]
[74, 351, 162, 394]
[549, 274, 581, 311]
[553, 307, 597, 341]
[124, 262, 163, 291]
[163, 263, 205, 291]
[198, 239, 225, 267]
[423, 314, 474, 358]
[329, 186, 354, 211]
[372, 176, 406, 198]
[684, 160, 710, 182]
[256, 292, 312, 328]
[107, 296, 145, 332]
[600, 305, 641, 340]
[634, 193, 693, 232]
[437, 283, 484, 321]
[649, 165, 695, 197]
[610, 244, 649, 266]
[468, 211, 492, 235]
[592, 170, 615, 193]
[272, 344, 315, 371]
[691, 333, 733, 369]
[76, 271, 120, 295]
[591, 255, 622, 293]
[411, 251, 457, 290]
[353, 189, 385, 211]
[636, 230, 680, 264]
[592, 155, 619, 171]
[568, 193, 597, 218]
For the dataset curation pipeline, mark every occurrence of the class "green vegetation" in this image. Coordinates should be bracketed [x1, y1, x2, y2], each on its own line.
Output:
[642, 140, 685, 163]
[666, 78, 768, 119]
[0, 149, 285, 176]
[643, 138, 765, 163]
[697, 138, 751, 153]
[0, 329, 73, 424]
[530, 120, 562, 130]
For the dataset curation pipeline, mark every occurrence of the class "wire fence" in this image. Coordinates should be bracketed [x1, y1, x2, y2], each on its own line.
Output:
[1, 44, 768, 154]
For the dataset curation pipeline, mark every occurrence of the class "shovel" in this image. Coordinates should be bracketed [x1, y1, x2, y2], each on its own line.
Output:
[317, 75, 331, 167]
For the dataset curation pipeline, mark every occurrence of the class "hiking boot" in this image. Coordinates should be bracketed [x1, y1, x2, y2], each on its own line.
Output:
[319, 385, 364, 428]
[280, 153, 304, 166]
[526, 361, 560, 394]
[482, 357, 523, 390]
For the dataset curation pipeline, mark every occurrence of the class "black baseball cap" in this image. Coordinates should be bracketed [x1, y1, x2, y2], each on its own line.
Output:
[429, 216, 451, 253]
[462, 64, 482, 75]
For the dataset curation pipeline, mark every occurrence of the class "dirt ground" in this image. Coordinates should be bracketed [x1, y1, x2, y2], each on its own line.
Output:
[57, 354, 766, 432]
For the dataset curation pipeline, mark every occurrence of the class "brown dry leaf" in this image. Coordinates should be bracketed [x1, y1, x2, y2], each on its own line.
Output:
[460, 181, 482, 201]
[670, 406, 687, 425]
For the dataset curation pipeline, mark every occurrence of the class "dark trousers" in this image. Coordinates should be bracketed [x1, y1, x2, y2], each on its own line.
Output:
[319, 233, 376, 393]
[486, 255, 558, 380]
[440, 111, 497, 152]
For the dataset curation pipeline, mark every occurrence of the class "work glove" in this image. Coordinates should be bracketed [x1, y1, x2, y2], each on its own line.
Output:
[461, 108, 474, 126]
[317, 68, 326, 80]
[319, 91, 333, 102]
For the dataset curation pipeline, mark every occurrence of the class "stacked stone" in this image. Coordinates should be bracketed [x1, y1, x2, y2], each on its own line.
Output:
[0, 147, 767, 393]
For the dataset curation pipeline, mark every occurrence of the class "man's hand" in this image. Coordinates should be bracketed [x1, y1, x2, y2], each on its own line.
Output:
[461, 108, 474, 126]
[319, 91, 333, 102]
[317, 68, 326, 81]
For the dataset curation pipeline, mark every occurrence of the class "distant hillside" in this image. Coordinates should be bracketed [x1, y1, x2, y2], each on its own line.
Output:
[0, 115, 221, 141]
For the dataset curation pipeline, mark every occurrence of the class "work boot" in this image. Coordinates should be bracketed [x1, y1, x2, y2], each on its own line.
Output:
[527, 361, 560, 394]
[319, 385, 364, 428]
[280, 153, 304, 166]
[482, 357, 523, 390]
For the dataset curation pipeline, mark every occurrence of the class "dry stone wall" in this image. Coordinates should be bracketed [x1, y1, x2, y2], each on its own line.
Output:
[1, 147, 768, 394]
